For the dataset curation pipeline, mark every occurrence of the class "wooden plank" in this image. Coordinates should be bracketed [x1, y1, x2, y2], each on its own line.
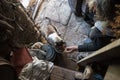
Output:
[50, 66, 82, 80]
[104, 65, 120, 80]
[77, 39, 120, 65]
[32, 0, 43, 19]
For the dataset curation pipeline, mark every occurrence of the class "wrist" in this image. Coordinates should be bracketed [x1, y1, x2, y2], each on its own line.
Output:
[74, 46, 78, 51]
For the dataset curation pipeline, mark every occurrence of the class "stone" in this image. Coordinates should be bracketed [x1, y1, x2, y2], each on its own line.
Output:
[35, 0, 72, 25]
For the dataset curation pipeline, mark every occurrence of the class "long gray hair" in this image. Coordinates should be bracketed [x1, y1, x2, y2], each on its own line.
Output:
[95, 0, 114, 20]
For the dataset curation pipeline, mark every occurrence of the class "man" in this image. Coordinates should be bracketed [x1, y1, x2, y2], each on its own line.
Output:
[65, 0, 115, 53]
[65, 21, 114, 53]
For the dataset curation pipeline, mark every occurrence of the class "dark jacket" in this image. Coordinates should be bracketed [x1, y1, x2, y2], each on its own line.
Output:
[78, 27, 113, 52]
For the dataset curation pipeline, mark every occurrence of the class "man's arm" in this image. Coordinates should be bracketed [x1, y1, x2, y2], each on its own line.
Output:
[78, 41, 102, 52]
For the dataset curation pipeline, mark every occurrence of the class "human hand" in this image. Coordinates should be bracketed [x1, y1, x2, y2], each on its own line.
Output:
[64, 46, 78, 53]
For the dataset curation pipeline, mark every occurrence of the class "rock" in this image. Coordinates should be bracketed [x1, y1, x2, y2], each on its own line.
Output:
[35, 0, 72, 25]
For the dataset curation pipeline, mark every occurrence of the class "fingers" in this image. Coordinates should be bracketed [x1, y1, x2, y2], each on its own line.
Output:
[64, 46, 78, 53]
[64, 47, 73, 53]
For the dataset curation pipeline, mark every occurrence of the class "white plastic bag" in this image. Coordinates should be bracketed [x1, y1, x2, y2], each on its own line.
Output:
[19, 57, 54, 80]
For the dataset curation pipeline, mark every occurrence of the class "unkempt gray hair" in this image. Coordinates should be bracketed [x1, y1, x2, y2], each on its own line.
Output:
[95, 0, 114, 20]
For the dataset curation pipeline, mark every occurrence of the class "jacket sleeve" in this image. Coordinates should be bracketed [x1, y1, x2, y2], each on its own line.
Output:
[78, 27, 105, 52]
[78, 40, 102, 52]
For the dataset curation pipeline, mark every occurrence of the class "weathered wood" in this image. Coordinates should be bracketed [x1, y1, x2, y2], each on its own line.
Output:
[32, 0, 43, 19]
[104, 65, 120, 80]
[50, 66, 82, 80]
[77, 39, 120, 65]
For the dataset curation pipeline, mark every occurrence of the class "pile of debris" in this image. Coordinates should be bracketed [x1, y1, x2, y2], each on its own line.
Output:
[0, 0, 39, 47]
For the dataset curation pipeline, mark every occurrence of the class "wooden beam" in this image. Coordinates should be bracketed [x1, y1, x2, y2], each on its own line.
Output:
[77, 39, 120, 65]
[104, 65, 120, 80]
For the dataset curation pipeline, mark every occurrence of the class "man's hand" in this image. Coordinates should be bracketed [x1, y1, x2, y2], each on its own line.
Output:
[64, 46, 78, 53]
